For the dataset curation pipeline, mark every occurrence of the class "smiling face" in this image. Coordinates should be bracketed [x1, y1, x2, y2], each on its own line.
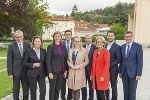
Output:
[107, 32, 115, 43]
[96, 38, 104, 49]
[85, 34, 92, 45]
[14, 33, 24, 43]
[124, 32, 133, 44]
[64, 31, 72, 41]
[74, 37, 81, 48]
[54, 33, 61, 43]
[33, 38, 42, 49]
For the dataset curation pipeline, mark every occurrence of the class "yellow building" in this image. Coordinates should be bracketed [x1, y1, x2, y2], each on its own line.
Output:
[128, 0, 150, 47]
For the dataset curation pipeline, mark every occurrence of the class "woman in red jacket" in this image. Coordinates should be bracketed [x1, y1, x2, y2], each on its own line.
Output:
[90, 36, 110, 100]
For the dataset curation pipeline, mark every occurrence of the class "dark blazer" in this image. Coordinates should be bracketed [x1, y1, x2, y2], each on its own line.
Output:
[46, 43, 68, 73]
[23, 48, 46, 77]
[62, 40, 72, 50]
[83, 44, 96, 74]
[119, 42, 143, 78]
[7, 41, 30, 76]
[106, 43, 121, 69]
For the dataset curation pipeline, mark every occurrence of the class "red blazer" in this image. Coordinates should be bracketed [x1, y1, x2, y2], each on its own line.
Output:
[91, 48, 110, 90]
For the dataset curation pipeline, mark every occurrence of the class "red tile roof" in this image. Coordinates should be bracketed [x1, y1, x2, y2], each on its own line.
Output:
[98, 24, 109, 28]
[50, 16, 73, 21]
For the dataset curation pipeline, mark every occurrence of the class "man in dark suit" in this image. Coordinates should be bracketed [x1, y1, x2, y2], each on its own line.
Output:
[7, 30, 30, 100]
[81, 34, 96, 100]
[119, 31, 143, 100]
[61, 30, 73, 100]
[106, 31, 121, 100]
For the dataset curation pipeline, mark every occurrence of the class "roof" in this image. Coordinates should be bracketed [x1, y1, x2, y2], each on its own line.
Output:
[50, 16, 73, 21]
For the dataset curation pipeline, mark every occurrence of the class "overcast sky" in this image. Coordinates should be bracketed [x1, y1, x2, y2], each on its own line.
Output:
[47, 0, 135, 15]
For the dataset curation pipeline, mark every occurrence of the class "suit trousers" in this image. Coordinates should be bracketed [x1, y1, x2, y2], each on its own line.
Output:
[110, 67, 118, 100]
[28, 76, 46, 100]
[122, 70, 138, 100]
[13, 75, 29, 100]
[49, 72, 63, 100]
[81, 70, 94, 100]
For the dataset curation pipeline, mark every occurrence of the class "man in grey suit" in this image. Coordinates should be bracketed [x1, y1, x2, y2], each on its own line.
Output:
[7, 30, 30, 100]
[61, 30, 73, 100]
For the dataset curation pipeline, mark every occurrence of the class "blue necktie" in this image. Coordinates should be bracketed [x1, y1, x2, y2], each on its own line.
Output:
[66, 41, 70, 52]
[126, 44, 130, 57]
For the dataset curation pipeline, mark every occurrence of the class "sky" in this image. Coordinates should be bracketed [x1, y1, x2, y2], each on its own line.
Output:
[47, 0, 135, 15]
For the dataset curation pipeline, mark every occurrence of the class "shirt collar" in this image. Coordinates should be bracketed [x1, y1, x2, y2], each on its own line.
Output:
[86, 43, 91, 47]
[127, 42, 133, 46]
[33, 48, 40, 52]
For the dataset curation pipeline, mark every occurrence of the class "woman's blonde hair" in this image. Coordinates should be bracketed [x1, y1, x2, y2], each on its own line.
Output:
[72, 36, 84, 50]
[95, 36, 106, 45]
[32, 36, 43, 48]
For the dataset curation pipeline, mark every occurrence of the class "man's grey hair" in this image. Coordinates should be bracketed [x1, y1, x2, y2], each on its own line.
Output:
[14, 30, 23, 37]
[85, 34, 92, 38]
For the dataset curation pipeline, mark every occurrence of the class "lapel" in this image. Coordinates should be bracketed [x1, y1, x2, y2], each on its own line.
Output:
[126, 42, 135, 59]
[14, 42, 22, 58]
[31, 48, 39, 60]
[89, 44, 94, 54]
[109, 43, 115, 53]
[122, 44, 126, 59]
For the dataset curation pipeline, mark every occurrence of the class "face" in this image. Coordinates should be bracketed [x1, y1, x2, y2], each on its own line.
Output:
[54, 33, 61, 43]
[74, 38, 81, 47]
[64, 32, 72, 41]
[124, 33, 133, 43]
[85, 35, 92, 45]
[14, 33, 23, 43]
[96, 39, 104, 49]
[33, 38, 42, 49]
[107, 32, 115, 42]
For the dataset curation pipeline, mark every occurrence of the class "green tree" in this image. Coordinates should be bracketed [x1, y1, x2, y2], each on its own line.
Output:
[110, 23, 127, 39]
[0, 0, 50, 40]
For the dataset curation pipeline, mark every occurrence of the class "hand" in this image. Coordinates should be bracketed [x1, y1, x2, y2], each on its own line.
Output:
[33, 63, 41, 68]
[64, 71, 68, 78]
[136, 76, 141, 80]
[75, 66, 80, 70]
[100, 77, 104, 82]
[90, 76, 93, 80]
[8, 75, 13, 80]
[49, 73, 53, 79]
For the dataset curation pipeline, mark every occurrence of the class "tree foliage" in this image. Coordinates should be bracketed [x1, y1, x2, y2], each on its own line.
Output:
[71, 2, 134, 25]
[0, 0, 50, 40]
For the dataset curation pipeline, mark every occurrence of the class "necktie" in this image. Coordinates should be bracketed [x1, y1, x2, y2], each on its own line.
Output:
[126, 44, 130, 57]
[86, 45, 90, 53]
[19, 43, 23, 57]
[66, 41, 70, 52]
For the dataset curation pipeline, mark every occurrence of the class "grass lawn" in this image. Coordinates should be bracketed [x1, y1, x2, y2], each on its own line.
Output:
[0, 71, 12, 99]
[0, 59, 7, 70]
[0, 48, 7, 57]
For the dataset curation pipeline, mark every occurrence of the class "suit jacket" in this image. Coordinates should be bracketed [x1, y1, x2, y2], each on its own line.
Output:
[67, 48, 89, 90]
[7, 41, 30, 76]
[62, 40, 72, 50]
[91, 48, 110, 90]
[23, 48, 46, 77]
[119, 42, 143, 78]
[106, 43, 121, 69]
[46, 43, 68, 73]
[83, 44, 96, 74]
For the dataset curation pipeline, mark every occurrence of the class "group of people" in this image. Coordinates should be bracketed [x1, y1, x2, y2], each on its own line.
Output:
[7, 29, 143, 100]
